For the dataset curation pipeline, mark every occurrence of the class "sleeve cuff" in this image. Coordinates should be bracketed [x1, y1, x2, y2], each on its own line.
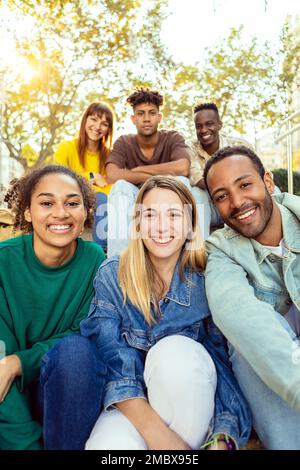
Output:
[103, 379, 146, 410]
[205, 412, 244, 449]
[15, 349, 41, 391]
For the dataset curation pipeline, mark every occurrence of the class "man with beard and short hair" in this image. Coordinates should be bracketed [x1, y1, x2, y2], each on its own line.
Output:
[105, 88, 204, 257]
[204, 145, 300, 450]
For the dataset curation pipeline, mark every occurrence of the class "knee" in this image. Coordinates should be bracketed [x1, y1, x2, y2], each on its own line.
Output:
[109, 180, 137, 197]
[145, 335, 216, 392]
[49, 334, 90, 360]
[175, 176, 191, 189]
[190, 186, 210, 206]
[42, 335, 104, 378]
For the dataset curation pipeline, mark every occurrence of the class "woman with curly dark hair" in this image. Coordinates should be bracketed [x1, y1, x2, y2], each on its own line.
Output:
[0, 165, 106, 450]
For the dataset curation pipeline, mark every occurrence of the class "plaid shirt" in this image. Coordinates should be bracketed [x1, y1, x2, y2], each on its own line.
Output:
[189, 134, 253, 186]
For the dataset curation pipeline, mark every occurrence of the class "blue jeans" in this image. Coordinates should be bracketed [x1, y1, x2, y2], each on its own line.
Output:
[40, 335, 106, 450]
[92, 192, 108, 251]
[190, 187, 223, 239]
[229, 313, 300, 449]
[107, 177, 212, 258]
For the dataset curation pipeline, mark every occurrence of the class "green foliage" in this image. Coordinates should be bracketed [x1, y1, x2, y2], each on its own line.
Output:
[163, 27, 284, 139]
[279, 19, 300, 109]
[272, 168, 300, 195]
[1, 0, 171, 170]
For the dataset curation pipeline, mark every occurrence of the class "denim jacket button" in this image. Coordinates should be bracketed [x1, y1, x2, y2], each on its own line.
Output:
[268, 255, 277, 263]
[164, 298, 169, 303]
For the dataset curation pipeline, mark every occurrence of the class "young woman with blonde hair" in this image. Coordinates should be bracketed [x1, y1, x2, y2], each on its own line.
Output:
[81, 175, 251, 450]
[54, 102, 114, 251]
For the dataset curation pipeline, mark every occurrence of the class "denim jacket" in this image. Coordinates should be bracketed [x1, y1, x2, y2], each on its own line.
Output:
[80, 257, 251, 448]
[206, 192, 300, 412]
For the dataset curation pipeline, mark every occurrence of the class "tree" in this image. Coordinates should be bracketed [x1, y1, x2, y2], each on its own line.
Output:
[1, 0, 171, 171]
[163, 27, 284, 140]
[279, 17, 300, 110]
[272, 168, 300, 195]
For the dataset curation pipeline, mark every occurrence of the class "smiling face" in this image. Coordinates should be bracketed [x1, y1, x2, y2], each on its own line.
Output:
[85, 113, 110, 144]
[131, 102, 162, 137]
[206, 154, 276, 241]
[194, 109, 222, 152]
[24, 173, 87, 256]
[139, 187, 189, 266]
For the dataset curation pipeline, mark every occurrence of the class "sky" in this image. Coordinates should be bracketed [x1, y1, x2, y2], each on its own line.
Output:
[161, 0, 300, 64]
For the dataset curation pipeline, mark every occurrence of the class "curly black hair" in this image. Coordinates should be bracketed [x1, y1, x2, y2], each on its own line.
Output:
[4, 165, 96, 233]
[193, 102, 219, 118]
[127, 88, 163, 109]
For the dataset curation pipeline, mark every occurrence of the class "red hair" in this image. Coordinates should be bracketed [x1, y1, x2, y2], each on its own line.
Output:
[78, 102, 114, 172]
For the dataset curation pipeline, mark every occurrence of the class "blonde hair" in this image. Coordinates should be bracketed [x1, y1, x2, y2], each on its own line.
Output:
[118, 176, 207, 325]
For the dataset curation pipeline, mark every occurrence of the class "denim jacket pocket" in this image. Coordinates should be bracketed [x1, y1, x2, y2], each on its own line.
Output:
[122, 327, 152, 352]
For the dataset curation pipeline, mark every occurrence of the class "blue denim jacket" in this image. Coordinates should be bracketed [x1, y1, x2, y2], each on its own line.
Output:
[80, 257, 251, 447]
[206, 193, 300, 412]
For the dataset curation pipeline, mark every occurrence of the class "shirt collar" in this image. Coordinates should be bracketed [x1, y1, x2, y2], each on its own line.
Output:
[192, 134, 226, 160]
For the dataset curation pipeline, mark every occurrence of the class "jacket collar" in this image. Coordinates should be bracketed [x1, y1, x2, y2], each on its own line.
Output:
[221, 195, 300, 263]
[276, 196, 300, 254]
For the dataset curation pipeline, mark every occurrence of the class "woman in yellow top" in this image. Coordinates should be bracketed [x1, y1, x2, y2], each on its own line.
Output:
[54, 102, 114, 251]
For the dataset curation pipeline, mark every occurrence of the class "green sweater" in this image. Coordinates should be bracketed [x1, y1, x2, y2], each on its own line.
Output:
[0, 234, 105, 390]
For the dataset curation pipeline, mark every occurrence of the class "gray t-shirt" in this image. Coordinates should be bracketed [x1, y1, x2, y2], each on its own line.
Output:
[106, 130, 191, 169]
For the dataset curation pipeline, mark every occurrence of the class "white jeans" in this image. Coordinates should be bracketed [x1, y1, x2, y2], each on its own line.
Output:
[85, 335, 217, 450]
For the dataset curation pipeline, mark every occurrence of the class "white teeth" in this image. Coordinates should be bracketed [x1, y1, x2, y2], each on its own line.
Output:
[236, 209, 256, 220]
[48, 225, 71, 230]
[153, 238, 172, 244]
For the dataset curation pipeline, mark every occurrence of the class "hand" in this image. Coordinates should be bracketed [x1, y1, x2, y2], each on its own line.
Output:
[93, 173, 108, 188]
[0, 354, 22, 402]
[117, 398, 190, 450]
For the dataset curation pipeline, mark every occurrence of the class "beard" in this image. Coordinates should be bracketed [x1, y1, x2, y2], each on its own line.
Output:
[225, 188, 274, 240]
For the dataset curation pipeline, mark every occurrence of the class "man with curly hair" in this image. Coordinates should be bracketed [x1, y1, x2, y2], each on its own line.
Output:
[106, 88, 200, 257]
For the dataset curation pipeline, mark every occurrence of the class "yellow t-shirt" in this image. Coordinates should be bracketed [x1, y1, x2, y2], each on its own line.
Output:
[54, 139, 112, 195]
